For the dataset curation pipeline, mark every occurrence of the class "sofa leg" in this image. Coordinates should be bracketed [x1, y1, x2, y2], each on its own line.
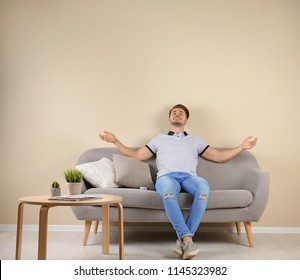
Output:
[244, 222, 254, 247]
[235, 222, 241, 235]
[83, 220, 92, 246]
[94, 221, 99, 234]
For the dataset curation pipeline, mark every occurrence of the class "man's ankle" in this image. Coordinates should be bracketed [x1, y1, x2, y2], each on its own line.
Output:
[182, 236, 193, 243]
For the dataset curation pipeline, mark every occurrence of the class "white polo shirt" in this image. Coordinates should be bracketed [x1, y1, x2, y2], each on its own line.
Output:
[146, 131, 209, 178]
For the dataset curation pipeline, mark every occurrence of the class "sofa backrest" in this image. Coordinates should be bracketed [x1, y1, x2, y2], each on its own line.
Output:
[197, 150, 260, 190]
[77, 147, 261, 191]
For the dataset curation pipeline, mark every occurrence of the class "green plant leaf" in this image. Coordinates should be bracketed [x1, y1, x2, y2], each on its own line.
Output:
[63, 168, 83, 182]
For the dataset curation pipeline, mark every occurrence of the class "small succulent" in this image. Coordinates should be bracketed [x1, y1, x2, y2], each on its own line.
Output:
[51, 181, 60, 188]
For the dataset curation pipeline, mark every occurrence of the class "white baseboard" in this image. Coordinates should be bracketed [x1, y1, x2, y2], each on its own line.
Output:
[1, 224, 300, 234]
[250, 227, 300, 234]
[0, 224, 84, 232]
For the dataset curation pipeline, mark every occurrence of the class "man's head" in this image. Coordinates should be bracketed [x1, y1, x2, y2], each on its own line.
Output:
[169, 104, 190, 119]
[169, 104, 190, 128]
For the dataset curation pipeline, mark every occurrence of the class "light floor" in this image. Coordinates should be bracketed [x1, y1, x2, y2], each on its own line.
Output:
[1, 229, 300, 260]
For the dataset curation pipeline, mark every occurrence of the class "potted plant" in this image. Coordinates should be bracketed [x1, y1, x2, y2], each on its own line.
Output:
[64, 168, 83, 195]
[51, 181, 61, 197]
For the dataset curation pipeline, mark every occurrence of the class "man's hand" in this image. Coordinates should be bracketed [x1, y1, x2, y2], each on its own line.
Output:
[202, 135, 258, 163]
[241, 136, 257, 150]
[98, 130, 153, 161]
[99, 131, 118, 144]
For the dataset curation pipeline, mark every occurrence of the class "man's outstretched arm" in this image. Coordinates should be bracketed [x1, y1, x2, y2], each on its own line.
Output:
[99, 131, 153, 161]
[202, 135, 257, 163]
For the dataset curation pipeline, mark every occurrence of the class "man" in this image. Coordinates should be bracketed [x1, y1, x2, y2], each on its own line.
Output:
[99, 104, 257, 259]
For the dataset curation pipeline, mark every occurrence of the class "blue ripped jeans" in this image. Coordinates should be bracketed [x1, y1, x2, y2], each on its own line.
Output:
[155, 172, 210, 240]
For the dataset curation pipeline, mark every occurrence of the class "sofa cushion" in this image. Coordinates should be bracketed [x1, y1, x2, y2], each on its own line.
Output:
[85, 188, 253, 210]
[75, 158, 119, 188]
[113, 154, 154, 190]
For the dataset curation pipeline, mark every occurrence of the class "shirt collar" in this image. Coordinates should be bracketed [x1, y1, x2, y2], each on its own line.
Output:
[167, 131, 188, 137]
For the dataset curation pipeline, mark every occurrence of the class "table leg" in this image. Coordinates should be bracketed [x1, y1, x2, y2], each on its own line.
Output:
[101, 204, 110, 255]
[15, 203, 24, 260]
[38, 205, 50, 260]
[116, 203, 124, 260]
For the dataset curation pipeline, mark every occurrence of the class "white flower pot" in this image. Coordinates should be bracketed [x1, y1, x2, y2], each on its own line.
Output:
[66, 182, 83, 195]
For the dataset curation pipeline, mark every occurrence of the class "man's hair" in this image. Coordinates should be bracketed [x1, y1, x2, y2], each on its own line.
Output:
[169, 104, 190, 119]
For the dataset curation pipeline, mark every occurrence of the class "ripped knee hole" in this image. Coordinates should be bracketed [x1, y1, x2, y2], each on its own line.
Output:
[164, 193, 174, 199]
[199, 194, 207, 200]
[164, 193, 207, 199]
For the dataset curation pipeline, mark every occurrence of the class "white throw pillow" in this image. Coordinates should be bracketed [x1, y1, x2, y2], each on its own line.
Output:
[76, 158, 119, 188]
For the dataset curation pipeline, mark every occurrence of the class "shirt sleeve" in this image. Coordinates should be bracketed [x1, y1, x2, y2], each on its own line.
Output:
[196, 136, 209, 156]
[145, 136, 159, 155]
[199, 145, 210, 156]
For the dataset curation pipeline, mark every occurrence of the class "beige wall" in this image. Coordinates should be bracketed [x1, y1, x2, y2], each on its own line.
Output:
[1, 0, 299, 227]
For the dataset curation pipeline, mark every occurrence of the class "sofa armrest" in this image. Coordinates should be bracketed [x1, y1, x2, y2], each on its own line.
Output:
[243, 168, 270, 221]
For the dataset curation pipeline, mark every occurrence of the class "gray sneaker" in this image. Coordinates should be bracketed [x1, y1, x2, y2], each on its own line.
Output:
[182, 241, 199, 260]
[172, 239, 183, 256]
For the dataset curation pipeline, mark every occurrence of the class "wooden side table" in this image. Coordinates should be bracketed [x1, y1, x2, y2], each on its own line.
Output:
[15, 195, 124, 260]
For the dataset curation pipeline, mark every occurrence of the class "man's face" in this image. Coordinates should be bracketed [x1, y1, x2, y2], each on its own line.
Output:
[169, 108, 188, 127]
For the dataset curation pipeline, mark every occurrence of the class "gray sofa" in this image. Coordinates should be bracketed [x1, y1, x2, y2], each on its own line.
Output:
[71, 147, 269, 247]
